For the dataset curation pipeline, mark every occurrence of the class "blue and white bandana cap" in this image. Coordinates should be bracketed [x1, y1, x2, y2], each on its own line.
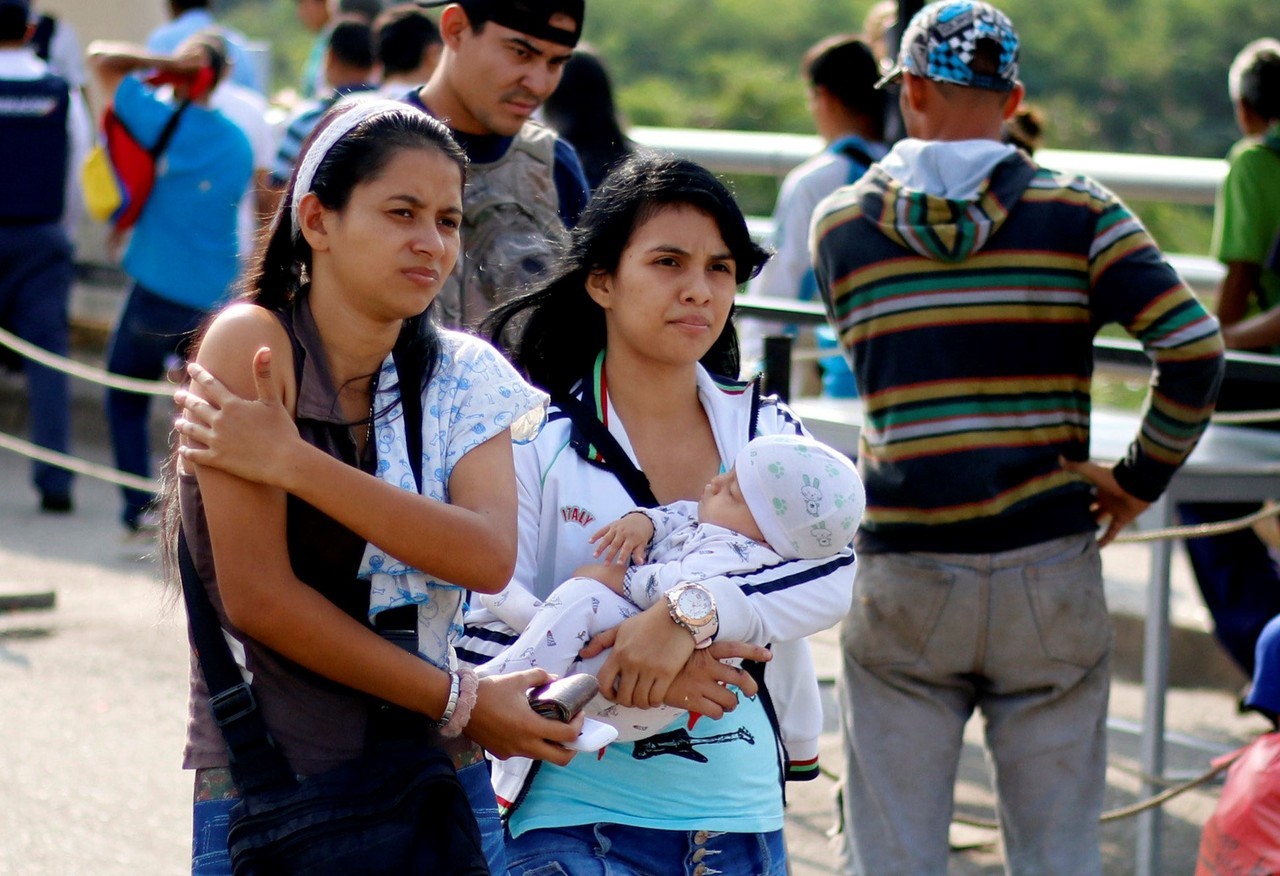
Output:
[876, 1, 1019, 93]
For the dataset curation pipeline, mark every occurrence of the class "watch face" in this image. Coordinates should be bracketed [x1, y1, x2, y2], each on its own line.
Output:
[678, 586, 714, 622]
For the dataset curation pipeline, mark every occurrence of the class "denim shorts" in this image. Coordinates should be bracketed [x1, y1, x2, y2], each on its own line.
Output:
[506, 822, 787, 876]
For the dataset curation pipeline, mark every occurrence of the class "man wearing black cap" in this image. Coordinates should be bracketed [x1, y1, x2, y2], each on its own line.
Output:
[408, 0, 589, 329]
[812, 2, 1225, 873]
[0, 0, 90, 513]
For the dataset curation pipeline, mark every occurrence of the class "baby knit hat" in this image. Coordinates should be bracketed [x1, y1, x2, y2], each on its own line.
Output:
[734, 434, 864, 560]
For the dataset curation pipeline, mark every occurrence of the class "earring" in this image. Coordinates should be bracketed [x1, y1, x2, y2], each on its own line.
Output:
[298, 262, 310, 285]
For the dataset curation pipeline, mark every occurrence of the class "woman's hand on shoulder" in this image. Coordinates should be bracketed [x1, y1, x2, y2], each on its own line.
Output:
[175, 305, 302, 490]
[465, 668, 581, 765]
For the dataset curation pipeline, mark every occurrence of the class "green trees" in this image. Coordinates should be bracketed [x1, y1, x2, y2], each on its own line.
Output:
[221, 0, 1279, 243]
[223, 0, 1279, 159]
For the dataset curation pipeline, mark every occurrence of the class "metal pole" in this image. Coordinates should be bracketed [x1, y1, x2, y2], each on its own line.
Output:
[762, 335, 793, 403]
[1135, 496, 1173, 876]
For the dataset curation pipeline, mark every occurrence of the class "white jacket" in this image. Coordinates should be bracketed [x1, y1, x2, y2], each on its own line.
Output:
[462, 365, 857, 814]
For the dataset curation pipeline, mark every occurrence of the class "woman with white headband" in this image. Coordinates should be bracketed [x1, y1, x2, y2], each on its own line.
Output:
[167, 99, 580, 874]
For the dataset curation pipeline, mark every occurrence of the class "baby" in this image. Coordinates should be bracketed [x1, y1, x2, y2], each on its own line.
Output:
[478, 434, 864, 769]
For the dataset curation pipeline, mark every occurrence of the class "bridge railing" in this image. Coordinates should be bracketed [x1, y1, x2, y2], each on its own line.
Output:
[630, 126, 1227, 296]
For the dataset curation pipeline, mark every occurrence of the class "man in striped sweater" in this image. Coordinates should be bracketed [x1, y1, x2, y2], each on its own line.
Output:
[811, 3, 1225, 875]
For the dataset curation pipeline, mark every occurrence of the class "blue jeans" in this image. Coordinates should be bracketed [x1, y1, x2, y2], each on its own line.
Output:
[191, 796, 235, 875]
[506, 823, 787, 876]
[1179, 502, 1280, 676]
[104, 282, 206, 527]
[458, 759, 508, 875]
[190, 762, 506, 875]
[0, 223, 74, 500]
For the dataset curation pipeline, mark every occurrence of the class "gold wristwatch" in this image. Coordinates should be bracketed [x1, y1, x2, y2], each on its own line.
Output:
[665, 582, 718, 647]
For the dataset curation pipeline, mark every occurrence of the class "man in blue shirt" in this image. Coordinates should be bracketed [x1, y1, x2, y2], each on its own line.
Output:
[88, 33, 252, 533]
[410, 0, 589, 329]
[147, 0, 264, 94]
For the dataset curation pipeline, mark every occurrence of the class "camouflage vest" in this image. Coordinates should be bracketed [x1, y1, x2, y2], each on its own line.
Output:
[436, 121, 567, 329]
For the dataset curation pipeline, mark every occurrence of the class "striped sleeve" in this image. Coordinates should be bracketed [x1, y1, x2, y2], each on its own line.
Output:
[1087, 192, 1225, 500]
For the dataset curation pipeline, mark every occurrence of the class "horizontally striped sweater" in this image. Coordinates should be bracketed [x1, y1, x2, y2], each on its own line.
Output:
[812, 150, 1225, 553]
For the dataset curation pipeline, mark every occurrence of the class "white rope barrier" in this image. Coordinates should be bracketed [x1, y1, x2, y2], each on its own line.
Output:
[1113, 503, 1280, 544]
[2, 318, 1280, 517]
[0, 431, 155, 492]
[0, 324, 173, 397]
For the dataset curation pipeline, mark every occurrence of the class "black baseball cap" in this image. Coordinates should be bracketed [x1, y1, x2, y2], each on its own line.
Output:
[419, 0, 583, 48]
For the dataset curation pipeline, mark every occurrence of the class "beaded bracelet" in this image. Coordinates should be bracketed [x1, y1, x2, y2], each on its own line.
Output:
[436, 669, 461, 728]
[439, 668, 479, 738]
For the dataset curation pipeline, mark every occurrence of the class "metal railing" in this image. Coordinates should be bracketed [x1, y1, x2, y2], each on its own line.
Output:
[631, 126, 1227, 296]
[630, 126, 1226, 203]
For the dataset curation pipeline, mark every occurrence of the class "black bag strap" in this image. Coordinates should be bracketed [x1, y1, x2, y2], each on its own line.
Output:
[552, 391, 659, 508]
[151, 98, 192, 158]
[393, 345, 424, 494]
[181, 351, 431, 792]
[833, 138, 876, 171]
[178, 529, 296, 795]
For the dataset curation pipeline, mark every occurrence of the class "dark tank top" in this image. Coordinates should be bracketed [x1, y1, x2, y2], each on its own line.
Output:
[181, 300, 380, 776]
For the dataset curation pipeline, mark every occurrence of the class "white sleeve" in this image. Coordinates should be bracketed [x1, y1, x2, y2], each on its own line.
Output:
[48, 19, 88, 89]
[750, 169, 821, 303]
[638, 500, 698, 544]
[739, 169, 810, 367]
[702, 548, 855, 645]
[621, 556, 688, 610]
[477, 438, 549, 633]
[63, 88, 91, 240]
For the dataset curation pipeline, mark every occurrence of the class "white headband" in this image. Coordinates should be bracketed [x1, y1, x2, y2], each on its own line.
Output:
[290, 98, 418, 239]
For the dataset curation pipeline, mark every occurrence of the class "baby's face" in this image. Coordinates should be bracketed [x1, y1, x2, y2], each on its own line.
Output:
[698, 469, 767, 543]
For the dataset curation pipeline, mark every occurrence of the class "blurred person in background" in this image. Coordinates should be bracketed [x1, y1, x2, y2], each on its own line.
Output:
[87, 33, 252, 534]
[1178, 38, 1280, 685]
[207, 32, 275, 269]
[26, 0, 88, 109]
[740, 35, 886, 396]
[0, 0, 90, 513]
[294, 0, 332, 99]
[541, 45, 633, 191]
[1002, 103, 1045, 155]
[267, 17, 378, 215]
[374, 3, 442, 97]
[147, 0, 263, 94]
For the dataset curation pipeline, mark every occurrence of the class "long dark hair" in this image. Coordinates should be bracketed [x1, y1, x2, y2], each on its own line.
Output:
[542, 48, 633, 190]
[484, 154, 768, 397]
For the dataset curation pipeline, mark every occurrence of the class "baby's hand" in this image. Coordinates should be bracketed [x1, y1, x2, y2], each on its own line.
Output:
[589, 511, 654, 565]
